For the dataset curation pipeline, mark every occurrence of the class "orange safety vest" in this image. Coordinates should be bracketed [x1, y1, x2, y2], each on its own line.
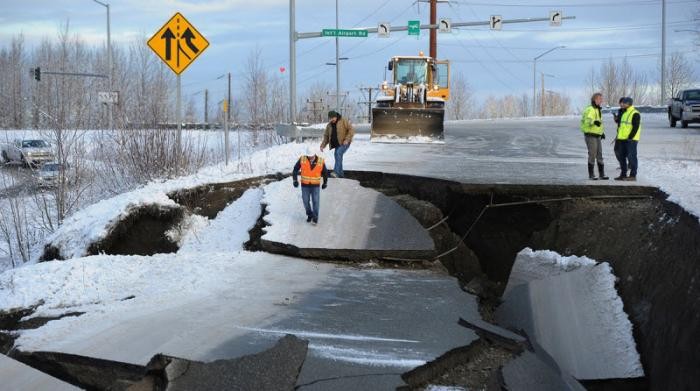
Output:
[300, 155, 324, 185]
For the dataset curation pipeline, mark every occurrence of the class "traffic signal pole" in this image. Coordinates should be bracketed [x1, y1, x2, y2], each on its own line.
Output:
[287, 7, 575, 124]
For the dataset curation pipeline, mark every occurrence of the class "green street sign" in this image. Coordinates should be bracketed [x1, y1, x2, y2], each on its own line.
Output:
[322, 29, 368, 38]
[408, 20, 420, 36]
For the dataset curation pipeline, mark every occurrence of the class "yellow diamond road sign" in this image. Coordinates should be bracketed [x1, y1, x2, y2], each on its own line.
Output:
[148, 12, 209, 75]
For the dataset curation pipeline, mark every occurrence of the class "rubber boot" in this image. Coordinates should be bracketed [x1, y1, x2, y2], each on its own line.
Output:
[588, 164, 598, 180]
[597, 163, 609, 180]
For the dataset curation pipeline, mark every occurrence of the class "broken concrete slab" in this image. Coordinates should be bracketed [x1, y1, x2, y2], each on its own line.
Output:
[499, 351, 586, 391]
[0, 353, 80, 391]
[11, 350, 146, 390]
[261, 178, 435, 260]
[457, 317, 527, 348]
[496, 262, 644, 380]
[503, 247, 597, 295]
[129, 335, 308, 391]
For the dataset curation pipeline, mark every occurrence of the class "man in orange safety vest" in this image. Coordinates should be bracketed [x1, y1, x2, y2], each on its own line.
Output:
[292, 146, 329, 225]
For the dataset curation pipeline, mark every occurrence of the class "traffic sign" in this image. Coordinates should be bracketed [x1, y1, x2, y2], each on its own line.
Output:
[550, 11, 563, 26]
[322, 29, 368, 38]
[439, 18, 451, 33]
[378, 22, 390, 38]
[147, 12, 209, 75]
[98, 91, 119, 104]
[490, 15, 503, 30]
[408, 20, 420, 36]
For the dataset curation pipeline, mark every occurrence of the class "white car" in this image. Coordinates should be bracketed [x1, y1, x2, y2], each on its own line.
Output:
[1, 139, 55, 166]
[35, 162, 72, 188]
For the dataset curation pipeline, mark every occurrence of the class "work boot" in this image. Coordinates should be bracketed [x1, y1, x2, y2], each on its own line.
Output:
[306, 216, 313, 223]
[614, 175, 627, 181]
[624, 176, 637, 182]
[312, 218, 318, 225]
[588, 164, 598, 180]
[597, 163, 609, 180]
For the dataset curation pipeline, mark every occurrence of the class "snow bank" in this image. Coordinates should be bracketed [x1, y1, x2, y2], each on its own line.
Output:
[504, 247, 597, 294]
[644, 158, 700, 220]
[371, 135, 446, 144]
[178, 188, 263, 254]
[40, 142, 327, 261]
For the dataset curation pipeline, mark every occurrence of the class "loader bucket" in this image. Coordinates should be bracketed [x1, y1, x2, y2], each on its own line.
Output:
[371, 107, 444, 143]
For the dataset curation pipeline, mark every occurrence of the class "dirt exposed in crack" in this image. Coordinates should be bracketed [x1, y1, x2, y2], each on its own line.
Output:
[400, 339, 517, 390]
[346, 170, 700, 391]
[168, 173, 285, 219]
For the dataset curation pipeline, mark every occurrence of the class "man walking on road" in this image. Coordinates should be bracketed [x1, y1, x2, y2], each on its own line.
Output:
[320, 110, 354, 178]
[580, 93, 609, 180]
[614, 97, 641, 181]
[293, 146, 329, 225]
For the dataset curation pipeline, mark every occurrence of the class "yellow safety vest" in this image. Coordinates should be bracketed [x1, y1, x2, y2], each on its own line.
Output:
[580, 105, 604, 135]
[617, 106, 641, 141]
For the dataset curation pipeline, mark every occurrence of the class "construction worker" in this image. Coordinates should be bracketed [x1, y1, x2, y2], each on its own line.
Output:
[320, 110, 354, 178]
[292, 146, 329, 225]
[614, 97, 641, 181]
[580, 92, 608, 180]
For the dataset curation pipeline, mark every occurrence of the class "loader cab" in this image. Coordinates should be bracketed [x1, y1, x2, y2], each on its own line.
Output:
[385, 55, 450, 101]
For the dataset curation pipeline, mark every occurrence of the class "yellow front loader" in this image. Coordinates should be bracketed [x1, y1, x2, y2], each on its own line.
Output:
[371, 53, 450, 142]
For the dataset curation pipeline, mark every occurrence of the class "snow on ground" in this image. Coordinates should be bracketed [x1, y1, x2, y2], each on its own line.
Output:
[504, 247, 598, 294]
[644, 158, 700, 219]
[177, 188, 263, 254]
[371, 135, 446, 144]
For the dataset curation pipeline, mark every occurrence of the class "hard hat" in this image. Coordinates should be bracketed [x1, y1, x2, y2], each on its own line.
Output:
[305, 145, 316, 157]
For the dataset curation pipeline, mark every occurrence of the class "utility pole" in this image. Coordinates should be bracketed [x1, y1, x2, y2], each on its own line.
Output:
[92, 0, 111, 129]
[204, 89, 209, 126]
[289, 0, 296, 124]
[335, 0, 340, 110]
[661, 0, 667, 104]
[225, 73, 231, 166]
[430, 0, 437, 59]
[533, 46, 564, 117]
[540, 73, 555, 116]
[306, 98, 324, 123]
[358, 86, 376, 123]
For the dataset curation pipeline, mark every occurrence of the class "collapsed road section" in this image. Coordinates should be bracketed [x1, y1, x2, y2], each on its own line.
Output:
[3, 171, 699, 390]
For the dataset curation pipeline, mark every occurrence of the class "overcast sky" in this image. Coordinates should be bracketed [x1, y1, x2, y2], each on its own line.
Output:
[2, 0, 699, 112]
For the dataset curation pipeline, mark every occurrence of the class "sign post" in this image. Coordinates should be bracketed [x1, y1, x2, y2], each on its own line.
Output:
[148, 12, 209, 174]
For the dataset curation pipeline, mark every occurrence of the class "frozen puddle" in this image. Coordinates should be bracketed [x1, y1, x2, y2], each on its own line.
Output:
[496, 248, 644, 380]
[260, 177, 435, 260]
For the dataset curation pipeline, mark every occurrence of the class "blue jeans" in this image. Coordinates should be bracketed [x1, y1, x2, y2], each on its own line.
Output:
[301, 185, 320, 221]
[334, 144, 349, 177]
[616, 140, 638, 177]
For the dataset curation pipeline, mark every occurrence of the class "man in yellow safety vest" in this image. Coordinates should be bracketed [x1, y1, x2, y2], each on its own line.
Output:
[292, 146, 329, 225]
[614, 97, 641, 181]
[580, 92, 609, 180]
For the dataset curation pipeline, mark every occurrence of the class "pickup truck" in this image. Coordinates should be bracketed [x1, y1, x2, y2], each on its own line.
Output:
[668, 89, 700, 128]
[0, 139, 55, 166]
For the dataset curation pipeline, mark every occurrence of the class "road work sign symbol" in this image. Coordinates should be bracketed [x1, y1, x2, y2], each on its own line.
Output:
[490, 15, 503, 30]
[148, 12, 209, 75]
[550, 11, 563, 26]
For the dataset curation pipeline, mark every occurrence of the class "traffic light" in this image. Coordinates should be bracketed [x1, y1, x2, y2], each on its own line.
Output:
[33, 67, 40, 81]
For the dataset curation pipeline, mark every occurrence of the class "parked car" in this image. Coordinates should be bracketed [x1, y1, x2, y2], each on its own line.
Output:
[0, 139, 55, 166]
[34, 162, 73, 188]
[669, 89, 700, 128]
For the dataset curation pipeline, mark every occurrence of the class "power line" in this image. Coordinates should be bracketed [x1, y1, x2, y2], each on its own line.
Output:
[451, 0, 697, 7]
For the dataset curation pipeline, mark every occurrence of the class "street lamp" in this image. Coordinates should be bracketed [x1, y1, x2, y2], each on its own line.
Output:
[325, 57, 349, 66]
[91, 0, 111, 129]
[533, 46, 564, 116]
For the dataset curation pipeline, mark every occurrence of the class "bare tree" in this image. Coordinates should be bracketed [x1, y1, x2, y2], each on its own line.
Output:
[447, 72, 473, 120]
[664, 52, 697, 99]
